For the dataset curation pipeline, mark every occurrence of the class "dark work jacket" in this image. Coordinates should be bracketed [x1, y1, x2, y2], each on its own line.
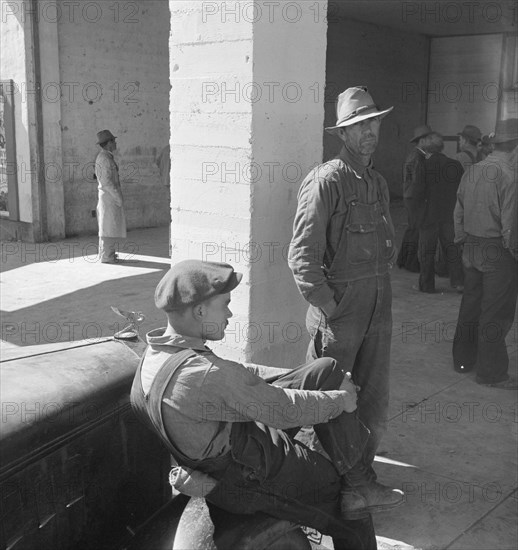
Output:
[402, 148, 427, 201]
[402, 147, 428, 228]
[421, 152, 463, 227]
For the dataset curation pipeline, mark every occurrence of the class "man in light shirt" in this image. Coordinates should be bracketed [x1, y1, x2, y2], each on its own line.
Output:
[452, 118, 518, 388]
[455, 124, 482, 172]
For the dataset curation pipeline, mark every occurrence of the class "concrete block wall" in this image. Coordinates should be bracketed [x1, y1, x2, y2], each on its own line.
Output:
[170, 0, 329, 366]
[325, 18, 430, 198]
[170, 0, 254, 361]
[56, 0, 170, 237]
[248, 1, 328, 367]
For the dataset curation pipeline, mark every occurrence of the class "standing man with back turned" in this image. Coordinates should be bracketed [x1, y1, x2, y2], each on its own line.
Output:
[455, 124, 482, 172]
[417, 132, 464, 293]
[397, 124, 434, 273]
[452, 118, 518, 387]
[289, 86, 398, 493]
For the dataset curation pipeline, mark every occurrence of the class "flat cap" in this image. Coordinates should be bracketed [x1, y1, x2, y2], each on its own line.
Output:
[155, 260, 242, 312]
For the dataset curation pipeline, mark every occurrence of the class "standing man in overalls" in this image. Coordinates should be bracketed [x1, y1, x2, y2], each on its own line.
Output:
[289, 86, 397, 491]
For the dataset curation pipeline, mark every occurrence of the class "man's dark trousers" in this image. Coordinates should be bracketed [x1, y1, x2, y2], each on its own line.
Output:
[306, 275, 392, 475]
[453, 236, 518, 382]
[204, 357, 377, 549]
[397, 198, 421, 272]
[418, 221, 463, 292]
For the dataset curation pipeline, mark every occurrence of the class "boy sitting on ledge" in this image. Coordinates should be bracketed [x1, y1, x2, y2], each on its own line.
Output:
[131, 260, 404, 548]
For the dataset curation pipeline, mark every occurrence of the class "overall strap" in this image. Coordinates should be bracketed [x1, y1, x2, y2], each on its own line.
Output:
[338, 162, 359, 206]
[465, 150, 476, 164]
[131, 348, 201, 468]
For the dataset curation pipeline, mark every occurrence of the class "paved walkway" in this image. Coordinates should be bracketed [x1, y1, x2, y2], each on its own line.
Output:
[1, 204, 517, 550]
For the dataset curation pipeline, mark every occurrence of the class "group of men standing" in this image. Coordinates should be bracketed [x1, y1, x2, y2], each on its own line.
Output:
[398, 119, 518, 389]
[397, 124, 484, 293]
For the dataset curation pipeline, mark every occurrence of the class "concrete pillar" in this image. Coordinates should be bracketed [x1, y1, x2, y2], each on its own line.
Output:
[170, 0, 328, 366]
[0, 0, 37, 237]
[0, 0, 65, 241]
[38, 12, 65, 240]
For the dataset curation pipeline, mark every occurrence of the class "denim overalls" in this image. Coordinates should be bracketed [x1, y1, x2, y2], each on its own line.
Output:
[307, 160, 394, 470]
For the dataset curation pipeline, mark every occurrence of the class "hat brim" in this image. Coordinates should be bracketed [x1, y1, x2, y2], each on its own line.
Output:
[490, 134, 518, 144]
[410, 132, 433, 143]
[96, 135, 117, 144]
[457, 132, 481, 142]
[325, 107, 393, 135]
[227, 271, 243, 293]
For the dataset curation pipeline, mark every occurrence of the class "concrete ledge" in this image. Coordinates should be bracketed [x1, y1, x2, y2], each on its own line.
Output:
[0, 219, 35, 242]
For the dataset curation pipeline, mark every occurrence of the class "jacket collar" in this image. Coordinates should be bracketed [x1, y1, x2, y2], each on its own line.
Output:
[146, 327, 208, 352]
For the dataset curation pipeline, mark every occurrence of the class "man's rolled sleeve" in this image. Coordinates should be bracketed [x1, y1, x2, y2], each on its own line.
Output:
[288, 173, 335, 307]
[200, 362, 347, 429]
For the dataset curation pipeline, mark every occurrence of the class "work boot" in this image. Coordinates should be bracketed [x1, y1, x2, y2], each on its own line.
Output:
[341, 481, 405, 520]
[340, 462, 404, 520]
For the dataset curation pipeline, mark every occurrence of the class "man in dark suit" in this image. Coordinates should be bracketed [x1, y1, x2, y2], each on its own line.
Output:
[417, 133, 464, 293]
[397, 125, 434, 272]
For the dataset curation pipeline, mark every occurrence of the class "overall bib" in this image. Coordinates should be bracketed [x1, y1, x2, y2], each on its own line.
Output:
[307, 166, 394, 471]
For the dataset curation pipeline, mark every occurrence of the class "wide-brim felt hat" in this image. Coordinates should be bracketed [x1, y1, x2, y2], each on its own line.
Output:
[410, 124, 433, 143]
[325, 86, 393, 134]
[490, 118, 518, 143]
[457, 125, 482, 143]
[96, 129, 117, 145]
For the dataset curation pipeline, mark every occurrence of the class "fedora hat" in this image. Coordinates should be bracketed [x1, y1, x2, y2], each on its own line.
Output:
[410, 124, 433, 143]
[457, 125, 482, 143]
[96, 129, 117, 145]
[325, 86, 393, 134]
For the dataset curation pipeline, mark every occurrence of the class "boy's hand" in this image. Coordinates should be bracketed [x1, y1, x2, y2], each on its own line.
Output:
[326, 389, 357, 414]
[340, 371, 360, 394]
